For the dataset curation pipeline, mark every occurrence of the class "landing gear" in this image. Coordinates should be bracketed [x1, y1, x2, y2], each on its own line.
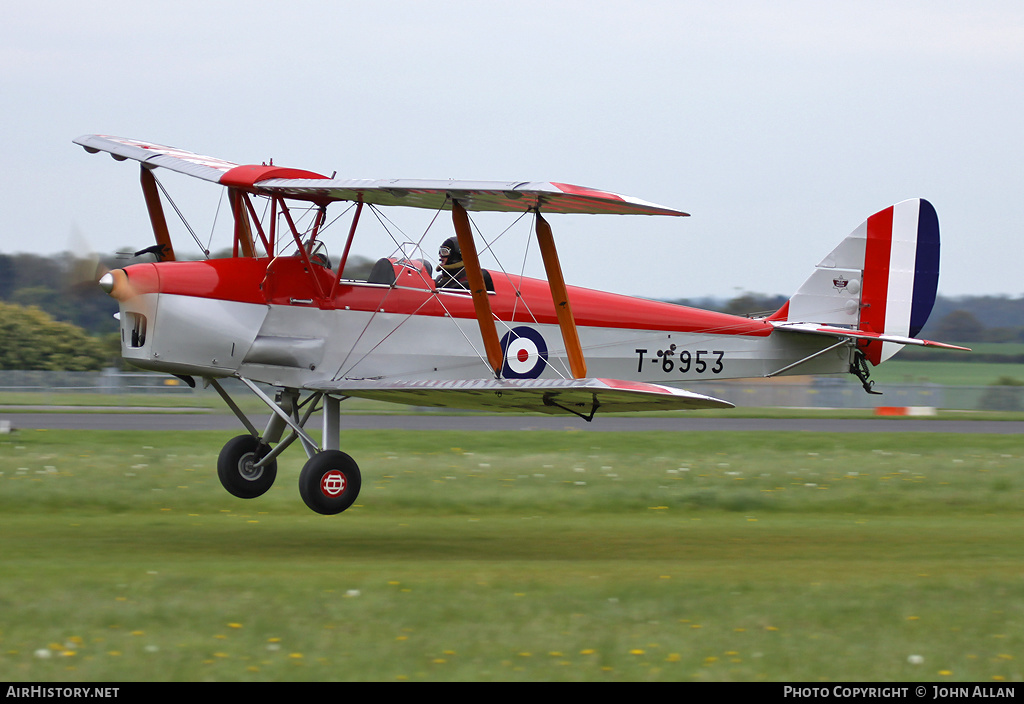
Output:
[207, 378, 360, 515]
[217, 434, 277, 498]
[299, 451, 362, 515]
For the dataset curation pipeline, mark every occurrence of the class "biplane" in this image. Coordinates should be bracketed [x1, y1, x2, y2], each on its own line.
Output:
[74, 134, 967, 515]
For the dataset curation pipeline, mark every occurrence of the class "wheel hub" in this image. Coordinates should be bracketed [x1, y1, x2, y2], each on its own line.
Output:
[238, 453, 264, 482]
[320, 470, 347, 497]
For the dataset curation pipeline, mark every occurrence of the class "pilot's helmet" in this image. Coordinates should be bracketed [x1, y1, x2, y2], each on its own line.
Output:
[439, 237, 462, 266]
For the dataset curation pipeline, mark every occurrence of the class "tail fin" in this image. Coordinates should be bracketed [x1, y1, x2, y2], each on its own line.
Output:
[770, 198, 940, 365]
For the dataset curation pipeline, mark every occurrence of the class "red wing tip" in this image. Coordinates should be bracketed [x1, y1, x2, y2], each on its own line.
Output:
[596, 378, 675, 394]
[550, 182, 688, 216]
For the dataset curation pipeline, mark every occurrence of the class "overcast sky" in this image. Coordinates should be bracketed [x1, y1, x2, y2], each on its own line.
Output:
[3, 1, 1022, 301]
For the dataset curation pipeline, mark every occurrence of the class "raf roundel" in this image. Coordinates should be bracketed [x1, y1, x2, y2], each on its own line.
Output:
[500, 327, 549, 379]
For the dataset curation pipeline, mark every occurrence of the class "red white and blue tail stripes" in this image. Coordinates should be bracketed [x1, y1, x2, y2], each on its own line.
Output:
[859, 199, 940, 363]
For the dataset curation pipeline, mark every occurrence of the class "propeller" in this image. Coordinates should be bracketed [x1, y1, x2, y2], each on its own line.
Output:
[65, 227, 141, 302]
[98, 245, 171, 301]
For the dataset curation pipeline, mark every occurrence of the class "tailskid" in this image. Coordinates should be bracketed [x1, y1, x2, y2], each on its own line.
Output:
[849, 350, 882, 395]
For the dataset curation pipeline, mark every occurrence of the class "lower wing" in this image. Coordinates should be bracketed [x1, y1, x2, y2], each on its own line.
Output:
[307, 377, 733, 419]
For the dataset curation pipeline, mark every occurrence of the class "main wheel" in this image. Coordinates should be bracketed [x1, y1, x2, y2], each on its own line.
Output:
[299, 451, 362, 515]
[217, 435, 277, 499]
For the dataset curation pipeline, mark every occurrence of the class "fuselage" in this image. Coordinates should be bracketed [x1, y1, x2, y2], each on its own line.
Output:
[111, 256, 852, 389]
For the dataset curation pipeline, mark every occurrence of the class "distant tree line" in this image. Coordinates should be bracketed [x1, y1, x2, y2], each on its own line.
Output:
[0, 301, 110, 371]
[1, 251, 1022, 370]
[669, 292, 1024, 345]
[0, 252, 121, 335]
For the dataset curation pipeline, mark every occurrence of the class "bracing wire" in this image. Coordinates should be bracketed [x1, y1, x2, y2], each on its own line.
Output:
[151, 172, 211, 256]
[205, 189, 224, 258]
[332, 201, 461, 379]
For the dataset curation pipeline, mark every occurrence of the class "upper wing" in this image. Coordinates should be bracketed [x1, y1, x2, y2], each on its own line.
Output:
[772, 322, 971, 351]
[74, 134, 687, 216]
[74, 135, 239, 183]
[257, 178, 688, 216]
[307, 377, 733, 415]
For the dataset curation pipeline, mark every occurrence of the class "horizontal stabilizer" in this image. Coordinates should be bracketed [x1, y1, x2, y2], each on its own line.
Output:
[773, 322, 970, 351]
[307, 378, 733, 416]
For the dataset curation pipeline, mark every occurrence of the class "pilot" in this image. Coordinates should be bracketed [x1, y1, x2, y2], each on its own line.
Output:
[435, 237, 495, 291]
[435, 237, 468, 289]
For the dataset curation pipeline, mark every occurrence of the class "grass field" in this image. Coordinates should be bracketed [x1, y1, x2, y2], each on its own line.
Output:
[1, 426, 1022, 682]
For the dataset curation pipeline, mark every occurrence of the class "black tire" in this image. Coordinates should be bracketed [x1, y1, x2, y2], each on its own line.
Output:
[298, 451, 362, 515]
[217, 434, 277, 499]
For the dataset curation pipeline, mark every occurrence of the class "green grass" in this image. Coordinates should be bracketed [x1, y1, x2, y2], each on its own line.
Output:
[1, 428, 1022, 681]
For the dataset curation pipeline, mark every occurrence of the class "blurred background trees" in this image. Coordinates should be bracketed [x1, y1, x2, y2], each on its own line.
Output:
[1, 251, 1021, 371]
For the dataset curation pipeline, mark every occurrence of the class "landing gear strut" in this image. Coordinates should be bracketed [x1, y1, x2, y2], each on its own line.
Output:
[208, 378, 362, 514]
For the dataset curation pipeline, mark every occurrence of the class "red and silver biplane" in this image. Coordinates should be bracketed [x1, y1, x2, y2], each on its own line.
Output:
[74, 135, 967, 515]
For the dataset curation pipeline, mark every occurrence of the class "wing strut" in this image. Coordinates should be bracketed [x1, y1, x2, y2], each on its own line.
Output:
[535, 213, 587, 378]
[451, 200, 504, 377]
[331, 199, 363, 299]
[138, 166, 177, 261]
[229, 188, 257, 258]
